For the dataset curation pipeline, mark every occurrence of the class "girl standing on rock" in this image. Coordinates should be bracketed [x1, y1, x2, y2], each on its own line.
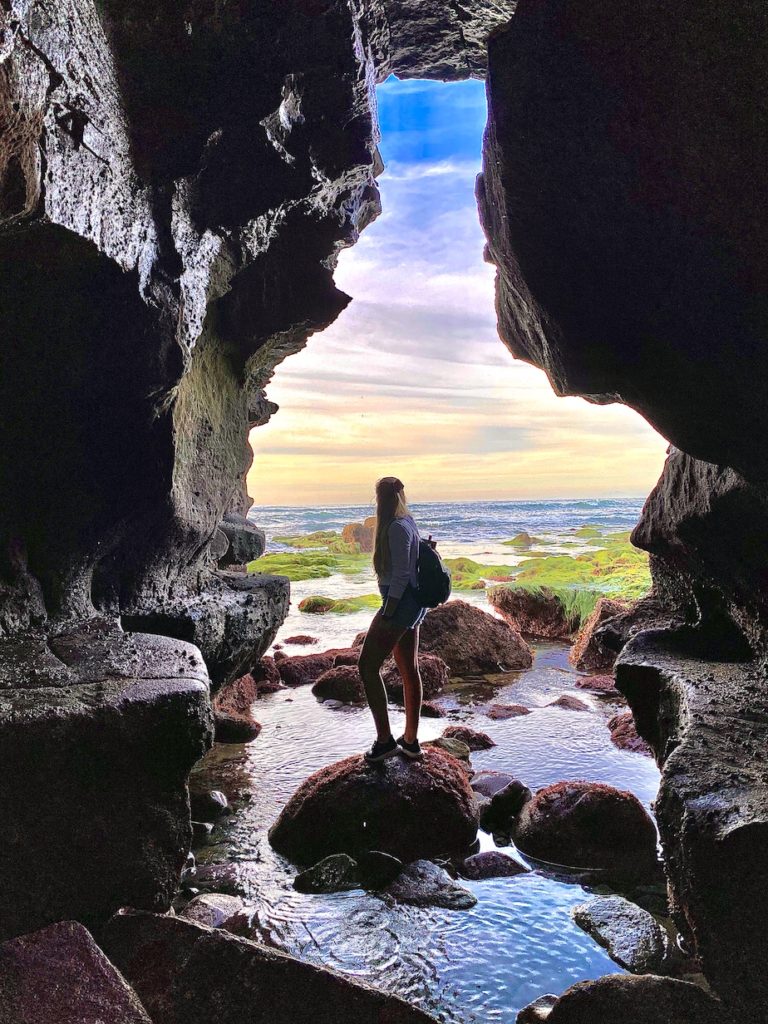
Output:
[360, 476, 429, 764]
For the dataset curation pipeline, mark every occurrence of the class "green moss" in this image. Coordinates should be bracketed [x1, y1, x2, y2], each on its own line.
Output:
[444, 556, 518, 590]
[573, 524, 602, 538]
[493, 582, 603, 630]
[502, 532, 546, 547]
[511, 536, 651, 602]
[328, 539, 362, 554]
[247, 550, 369, 581]
[299, 594, 381, 614]
[273, 530, 340, 548]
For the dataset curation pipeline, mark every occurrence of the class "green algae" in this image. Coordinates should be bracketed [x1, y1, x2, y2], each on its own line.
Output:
[272, 530, 340, 548]
[247, 550, 369, 581]
[444, 556, 518, 590]
[298, 594, 381, 614]
[501, 532, 551, 548]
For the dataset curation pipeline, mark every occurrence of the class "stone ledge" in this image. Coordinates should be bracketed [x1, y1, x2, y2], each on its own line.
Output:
[616, 631, 768, 1020]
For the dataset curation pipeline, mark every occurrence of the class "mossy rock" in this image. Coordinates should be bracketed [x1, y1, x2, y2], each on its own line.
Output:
[299, 594, 381, 615]
[273, 530, 341, 549]
[247, 551, 369, 581]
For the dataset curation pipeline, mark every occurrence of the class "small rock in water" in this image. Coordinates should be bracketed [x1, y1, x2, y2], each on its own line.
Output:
[386, 860, 477, 910]
[284, 635, 319, 645]
[442, 725, 496, 750]
[420, 700, 446, 718]
[608, 711, 652, 755]
[481, 780, 533, 832]
[294, 853, 360, 894]
[547, 694, 590, 711]
[575, 674, 619, 695]
[424, 736, 471, 761]
[486, 703, 531, 719]
[517, 994, 558, 1023]
[190, 789, 228, 821]
[471, 771, 518, 799]
[181, 893, 251, 934]
[571, 895, 668, 973]
[356, 850, 404, 890]
[312, 665, 364, 703]
[460, 851, 530, 880]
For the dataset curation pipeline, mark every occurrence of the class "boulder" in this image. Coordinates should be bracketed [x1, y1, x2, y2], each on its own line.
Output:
[442, 725, 496, 750]
[547, 695, 590, 712]
[480, 780, 533, 833]
[277, 652, 335, 687]
[284, 635, 319, 645]
[250, 656, 284, 693]
[517, 994, 558, 1023]
[382, 652, 449, 701]
[489, 586, 573, 639]
[471, 771, 519, 799]
[341, 520, 375, 552]
[544, 975, 729, 1024]
[421, 701, 446, 718]
[0, 921, 152, 1023]
[181, 893, 251, 934]
[570, 599, 631, 673]
[418, 601, 533, 675]
[575, 674, 619, 695]
[218, 514, 266, 566]
[188, 863, 246, 898]
[212, 673, 263, 742]
[486, 703, 531, 719]
[333, 648, 361, 667]
[269, 750, 479, 865]
[385, 860, 477, 910]
[424, 736, 471, 762]
[514, 781, 659, 879]
[189, 789, 228, 821]
[293, 854, 360, 894]
[460, 851, 530, 880]
[356, 850, 404, 891]
[571, 895, 668, 973]
[101, 910, 437, 1024]
[312, 665, 364, 704]
[607, 711, 652, 755]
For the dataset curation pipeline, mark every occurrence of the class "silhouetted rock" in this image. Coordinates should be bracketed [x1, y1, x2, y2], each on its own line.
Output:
[517, 994, 558, 1023]
[293, 854, 359, 894]
[570, 599, 632, 672]
[514, 781, 658, 879]
[181, 893, 251, 934]
[480, 780, 533, 833]
[269, 750, 478, 865]
[460, 851, 529, 880]
[414, 600, 532, 675]
[386, 860, 477, 910]
[357, 850, 404, 891]
[489, 586, 573, 639]
[544, 975, 728, 1024]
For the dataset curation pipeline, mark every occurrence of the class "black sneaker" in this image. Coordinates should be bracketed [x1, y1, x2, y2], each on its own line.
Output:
[397, 735, 423, 760]
[364, 735, 399, 764]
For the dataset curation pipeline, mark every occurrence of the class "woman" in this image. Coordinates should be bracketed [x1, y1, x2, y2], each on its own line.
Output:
[359, 477, 429, 764]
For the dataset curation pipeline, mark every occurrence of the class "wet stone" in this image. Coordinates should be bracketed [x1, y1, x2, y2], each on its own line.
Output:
[571, 895, 669, 973]
[460, 851, 530, 880]
[293, 854, 360, 894]
[385, 860, 477, 910]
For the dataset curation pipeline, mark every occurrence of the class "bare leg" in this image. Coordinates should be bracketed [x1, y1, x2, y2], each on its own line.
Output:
[359, 611, 407, 742]
[393, 625, 422, 743]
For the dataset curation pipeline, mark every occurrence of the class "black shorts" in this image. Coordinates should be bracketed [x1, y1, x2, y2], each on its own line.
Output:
[378, 584, 429, 630]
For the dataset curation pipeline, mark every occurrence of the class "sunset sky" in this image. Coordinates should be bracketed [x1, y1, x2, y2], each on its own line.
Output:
[247, 78, 667, 507]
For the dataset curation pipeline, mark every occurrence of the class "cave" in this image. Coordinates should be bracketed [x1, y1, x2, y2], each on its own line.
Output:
[0, 1, 766, 1022]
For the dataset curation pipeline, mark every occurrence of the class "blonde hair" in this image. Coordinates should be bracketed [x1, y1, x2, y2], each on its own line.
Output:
[373, 476, 409, 577]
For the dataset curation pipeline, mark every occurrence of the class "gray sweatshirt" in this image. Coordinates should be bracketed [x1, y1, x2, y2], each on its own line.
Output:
[378, 514, 420, 599]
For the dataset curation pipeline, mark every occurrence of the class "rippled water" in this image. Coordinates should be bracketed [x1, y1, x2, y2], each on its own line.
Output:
[191, 642, 660, 1023]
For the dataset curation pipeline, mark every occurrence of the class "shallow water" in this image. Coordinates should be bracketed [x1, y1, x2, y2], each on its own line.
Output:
[191, 642, 660, 1023]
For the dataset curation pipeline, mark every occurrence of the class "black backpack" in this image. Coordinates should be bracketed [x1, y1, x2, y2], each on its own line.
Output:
[413, 536, 452, 608]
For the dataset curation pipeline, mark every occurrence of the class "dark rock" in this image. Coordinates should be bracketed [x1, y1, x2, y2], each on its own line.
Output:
[385, 860, 477, 910]
[356, 850, 404, 891]
[191, 821, 214, 843]
[545, 975, 729, 1024]
[575, 674, 619, 695]
[517, 994, 558, 1023]
[0, 624, 211, 941]
[332, 648, 360, 667]
[293, 854, 360, 894]
[547, 695, 590, 712]
[421, 701, 446, 718]
[607, 711, 651, 755]
[471, 771, 518, 799]
[382, 652, 449, 701]
[189, 863, 246, 898]
[218, 514, 266, 567]
[277, 652, 335, 688]
[486, 703, 531, 719]
[424, 736, 471, 762]
[189, 789, 228, 822]
[460, 851, 529, 880]
[181, 893, 251, 934]
[312, 665, 364, 704]
[442, 725, 496, 750]
[250, 656, 284, 693]
[213, 674, 262, 742]
[102, 910, 438, 1024]
[489, 586, 574, 639]
[570, 599, 632, 673]
[514, 781, 659, 880]
[480, 780, 533, 833]
[0, 920, 152, 1023]
[571, 895, 668, 974]
[269, 750, 478, 865]
[284, 635, 319, 646]
[418, 600, 533, 675]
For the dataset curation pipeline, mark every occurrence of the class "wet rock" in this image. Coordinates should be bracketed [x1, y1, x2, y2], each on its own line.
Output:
[489, 586, 574, 639]
[547, 695, 590, 712]
[293, 854, 360, 894]
[421, 701, 446, 718]
[460, 851, 530, 880]
[486, 703, 531, 719]
[442, 725, 496, 750]
[0, 920, 152, 1023]
[102, 910, 438, 1024]
[356, 851, 404, 891]
[181, 893, 251, 934]
[382, 652, 449, 701]
[189, 789, 228, 822]
[424, 736, 471, 762]
[284, 636, 319, 646]
[250, 656, 284, 694]
[269, 749, 479, 865]
[418, 600, 533, 675]
[471, 771, 519, 799]
[607, 711, 651, 755]
[341, 519, 375, 552]
[544, 975, 728, 1024]
[277, 652, 336, 688]
[575, 674, 619, 695]
[385, 861, 477, 910]
[213, 673, 263, 742]
[189, 863, 246, 898]
[571, 895, 668, 973]
[517, 994, 558, 1023]
[312, 665, 364, 704]
[219, 514, 266, 566]
[570, 600, 632, 673]
[480, 780, 533, 833]
[514, 781, 659, 880]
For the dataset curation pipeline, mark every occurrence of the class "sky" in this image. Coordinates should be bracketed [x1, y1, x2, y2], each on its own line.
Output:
[247, 78, 667, 507]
